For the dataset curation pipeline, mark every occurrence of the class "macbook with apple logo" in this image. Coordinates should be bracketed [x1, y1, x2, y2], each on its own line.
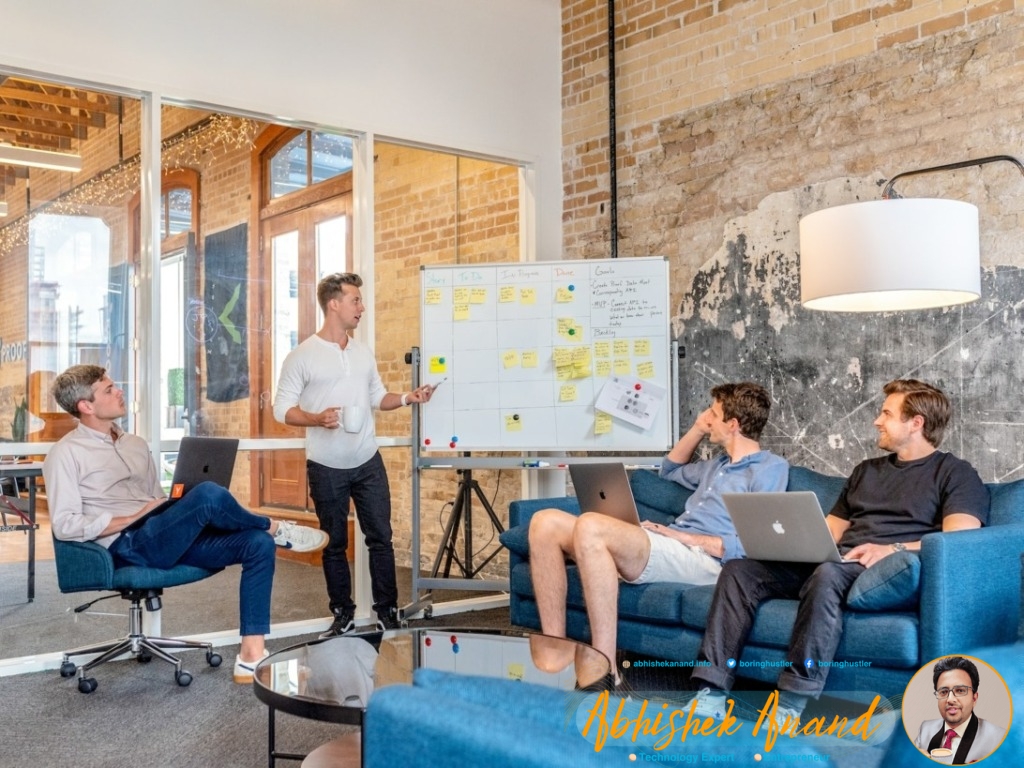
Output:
[567, 462, 642, 526]
[721, 491, 856, 563]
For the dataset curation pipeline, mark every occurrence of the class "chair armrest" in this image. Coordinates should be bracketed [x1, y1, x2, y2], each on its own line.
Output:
[919, 522, 1024, 659]
[508, 497, 580, 528]
[52, 537, 116, 593]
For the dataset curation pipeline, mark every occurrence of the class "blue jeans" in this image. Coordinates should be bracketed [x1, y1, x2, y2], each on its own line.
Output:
[307, 452, 397, 615]
[692, 558, 865, 697]
[108, 481, 276, 636]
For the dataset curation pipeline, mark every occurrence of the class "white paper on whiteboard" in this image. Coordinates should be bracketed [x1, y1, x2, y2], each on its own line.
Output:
[595, 375, 666, 431]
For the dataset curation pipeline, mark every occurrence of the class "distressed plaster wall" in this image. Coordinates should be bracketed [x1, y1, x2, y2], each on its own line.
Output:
[562, 4, 1024, 480]
[676, 180, 1024, 483]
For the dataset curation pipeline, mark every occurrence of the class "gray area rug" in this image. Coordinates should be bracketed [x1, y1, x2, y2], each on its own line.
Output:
[0, 560, 503, 660]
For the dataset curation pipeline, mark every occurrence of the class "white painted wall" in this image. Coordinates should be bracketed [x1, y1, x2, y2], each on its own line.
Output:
[0, 0, 563, 259]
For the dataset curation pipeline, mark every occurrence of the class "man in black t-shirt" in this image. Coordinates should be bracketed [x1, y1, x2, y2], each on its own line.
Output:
[690, 379, 990, 724]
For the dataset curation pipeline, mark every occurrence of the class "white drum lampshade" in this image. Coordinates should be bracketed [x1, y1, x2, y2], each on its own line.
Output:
[799, 198, 981, 312]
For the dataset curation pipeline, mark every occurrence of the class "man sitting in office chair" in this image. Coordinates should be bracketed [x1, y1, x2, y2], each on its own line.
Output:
[43, 364, 328, 684]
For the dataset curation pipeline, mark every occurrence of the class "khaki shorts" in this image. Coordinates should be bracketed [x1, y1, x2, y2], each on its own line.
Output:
[623, 529, 722, 586]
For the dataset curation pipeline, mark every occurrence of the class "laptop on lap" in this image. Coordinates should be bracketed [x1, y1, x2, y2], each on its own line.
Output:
[722, 491, 856, 563]
[568, 462, 642, 526]
[126, 436, 239, 530]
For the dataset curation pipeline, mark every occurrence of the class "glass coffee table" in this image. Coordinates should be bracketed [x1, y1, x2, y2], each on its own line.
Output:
[252, 627, 610, 767]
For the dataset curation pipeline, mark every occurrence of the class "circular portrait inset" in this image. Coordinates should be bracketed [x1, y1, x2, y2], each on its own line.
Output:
[902, 654, 1012, 764]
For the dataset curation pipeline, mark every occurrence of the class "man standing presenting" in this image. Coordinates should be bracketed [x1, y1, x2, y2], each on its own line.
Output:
[274, 272, 433, 636]
[44, 365, 327, 684]
[528, 382, 789, 678]
[914, 656, 1006, 763]
[691, 379, 990, 724]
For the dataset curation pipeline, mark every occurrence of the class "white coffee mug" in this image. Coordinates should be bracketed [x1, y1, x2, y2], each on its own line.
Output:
[343, 405, 365, 433]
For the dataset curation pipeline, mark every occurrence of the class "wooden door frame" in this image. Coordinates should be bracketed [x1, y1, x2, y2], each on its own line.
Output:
[247, 125, 354, 510]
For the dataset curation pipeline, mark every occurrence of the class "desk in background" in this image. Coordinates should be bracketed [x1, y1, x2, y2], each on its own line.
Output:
[0, 461, 43, 602]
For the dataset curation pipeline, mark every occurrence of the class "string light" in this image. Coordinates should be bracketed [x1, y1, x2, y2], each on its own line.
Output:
[0, 115, 259, 252]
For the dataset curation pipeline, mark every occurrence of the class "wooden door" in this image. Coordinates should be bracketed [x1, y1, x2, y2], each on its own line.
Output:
[256, 195, 351, 509]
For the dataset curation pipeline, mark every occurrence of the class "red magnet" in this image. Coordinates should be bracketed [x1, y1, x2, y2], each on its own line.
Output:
[634, 383, 642, 390]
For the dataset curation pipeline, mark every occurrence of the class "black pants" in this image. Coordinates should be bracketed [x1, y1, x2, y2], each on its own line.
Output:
[692, 558, 865, 697]
[307, 452, 398, 615]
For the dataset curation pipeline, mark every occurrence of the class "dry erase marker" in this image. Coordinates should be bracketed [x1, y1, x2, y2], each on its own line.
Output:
[431, 377, 447, 391]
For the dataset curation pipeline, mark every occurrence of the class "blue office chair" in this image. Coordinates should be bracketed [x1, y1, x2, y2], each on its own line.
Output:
[53, 537, 224, 693]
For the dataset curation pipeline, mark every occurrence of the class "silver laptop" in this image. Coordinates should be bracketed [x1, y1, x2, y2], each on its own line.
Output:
[568, 463, 641, 526]
[126, 436, 239, 530]
[722, 491, 855, 563]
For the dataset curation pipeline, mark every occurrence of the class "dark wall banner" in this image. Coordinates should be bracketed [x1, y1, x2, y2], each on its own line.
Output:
[203, 223, 249, 403]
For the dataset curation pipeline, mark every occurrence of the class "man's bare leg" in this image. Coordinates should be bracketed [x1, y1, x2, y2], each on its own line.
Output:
[528, 508, 581, 672]
[572, 512, 651, 678]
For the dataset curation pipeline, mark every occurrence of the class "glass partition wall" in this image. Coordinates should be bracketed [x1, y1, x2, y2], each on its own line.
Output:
[0, 70, 525, 662]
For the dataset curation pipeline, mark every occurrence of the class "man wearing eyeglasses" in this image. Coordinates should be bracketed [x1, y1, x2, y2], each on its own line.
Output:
[914, 656, 1006, 764]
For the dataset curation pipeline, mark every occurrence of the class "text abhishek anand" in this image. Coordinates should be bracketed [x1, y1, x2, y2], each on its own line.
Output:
[578, 690, 886, 753]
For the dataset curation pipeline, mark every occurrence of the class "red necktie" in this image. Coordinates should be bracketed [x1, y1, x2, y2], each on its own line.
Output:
[942, 728, 957, 749]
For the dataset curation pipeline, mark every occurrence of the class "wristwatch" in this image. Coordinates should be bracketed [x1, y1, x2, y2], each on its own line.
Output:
[892, 542, 908, 553]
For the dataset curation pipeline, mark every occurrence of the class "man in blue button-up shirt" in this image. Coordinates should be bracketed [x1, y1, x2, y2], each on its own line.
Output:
[529, 382, 788, 683]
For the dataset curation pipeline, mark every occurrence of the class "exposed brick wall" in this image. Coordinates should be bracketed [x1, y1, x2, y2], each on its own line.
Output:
[373, 144, 521, 575]
[562, 1, 1024, 331]
[561, 2, 1024, 477]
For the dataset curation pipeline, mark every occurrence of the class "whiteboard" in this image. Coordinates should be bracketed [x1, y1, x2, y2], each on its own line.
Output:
[419, 257, 672, 451]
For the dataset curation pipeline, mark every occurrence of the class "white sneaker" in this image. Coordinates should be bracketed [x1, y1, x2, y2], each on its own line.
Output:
[233, 649, 269, 684]
[766, 705, 802, 732]
[692, 687, 728, 720]
[273, 520, 328, 552]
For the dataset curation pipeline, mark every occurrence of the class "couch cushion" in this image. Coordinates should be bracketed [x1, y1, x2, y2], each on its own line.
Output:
[846, 551, 921, 611]
[786, 466, 846, 512]
[629, 468, 689, 524]
[499, 524, 530, 559]
[987, 478, 1024, 527]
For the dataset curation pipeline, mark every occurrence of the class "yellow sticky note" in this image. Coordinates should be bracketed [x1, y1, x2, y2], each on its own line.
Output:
[470, 287, 488, 304]
[552, 347, 572, 367]
[507, 662, 525, 681]
[425, 288, 442, 305]
[637, 361, 656, 379]
[571, 347, 591, 366]
[453, 287, 470, 304]
[634, 338, 651, 356]
[559, 384, 577, 402]
[613, 339, 630, 356]
[614, 358, 631, 375]
[555, 365, 573, 381]
[505, 414, 523, 432]
[572, 363, 591, 379]
[522, 350, 538, 368]
[453, 303, 470, 321]
[499, 285, 516, 302]
[595, 411, 613, 435]
[555, 286, 574, 303]
[555, 322, 582, 342]
[520, 287, 536, 305]
[596, 359, 612, 377]
[502, 350, 520, 369]
[429, 356, 447, 374]
[594, 341, 611, 358]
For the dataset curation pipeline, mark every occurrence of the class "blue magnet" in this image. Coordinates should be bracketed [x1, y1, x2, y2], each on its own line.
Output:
[568, 284, 575, 291]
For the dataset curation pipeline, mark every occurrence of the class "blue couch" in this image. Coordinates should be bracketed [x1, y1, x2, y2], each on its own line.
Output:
[500, 466, 1024, 701]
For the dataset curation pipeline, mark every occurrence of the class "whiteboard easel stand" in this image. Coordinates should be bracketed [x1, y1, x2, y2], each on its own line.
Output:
[401, 343, 680, 622]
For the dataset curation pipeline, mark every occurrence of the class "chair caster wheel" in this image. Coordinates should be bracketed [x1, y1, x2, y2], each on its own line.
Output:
[137, 650, 153, 663]
[60, 661, 77, 678]
[176, 670, 193, 687]
[207, 651, 222, 667]
[78, 677, 98, 693]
